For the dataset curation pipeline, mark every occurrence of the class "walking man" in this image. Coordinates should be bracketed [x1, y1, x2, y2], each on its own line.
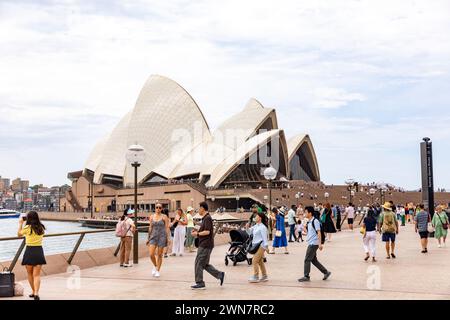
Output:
[191, 202, 225, 290]
[378, 202, 399, 259]
[288, 205, 297, 242]
[298, 206, 331, 282]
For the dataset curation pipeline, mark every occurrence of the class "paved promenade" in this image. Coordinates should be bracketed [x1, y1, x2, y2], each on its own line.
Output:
[8, 223, 450, 300]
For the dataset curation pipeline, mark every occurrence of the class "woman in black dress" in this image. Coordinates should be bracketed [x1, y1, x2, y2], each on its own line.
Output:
[322, 203, 337, 242]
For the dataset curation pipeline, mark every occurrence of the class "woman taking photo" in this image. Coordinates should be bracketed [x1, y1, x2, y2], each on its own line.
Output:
[17, 211, 46, 300]
[147, 204, 171, 277]
[269, 207, 289, 254]
[246, 212, 269, 283]
[170, 208, 187, 256]
[321, 203, 336, 242]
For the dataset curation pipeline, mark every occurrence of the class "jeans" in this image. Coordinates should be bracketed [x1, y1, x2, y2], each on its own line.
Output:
[195, 246, 222, 285]
[304, 245, 328, 277]
[289, 224, 297, 241]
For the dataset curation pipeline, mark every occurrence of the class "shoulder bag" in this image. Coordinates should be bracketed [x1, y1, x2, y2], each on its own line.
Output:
[437, 213, 448, 230]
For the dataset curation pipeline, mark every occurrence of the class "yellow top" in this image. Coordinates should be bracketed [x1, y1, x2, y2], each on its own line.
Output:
[186, 213, 195, 228]
[20, 225, 44, 246]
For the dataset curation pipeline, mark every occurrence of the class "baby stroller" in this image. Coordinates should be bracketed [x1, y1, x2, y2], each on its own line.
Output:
[225, 229, 252, 266]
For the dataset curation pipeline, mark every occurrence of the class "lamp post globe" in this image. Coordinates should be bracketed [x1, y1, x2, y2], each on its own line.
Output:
[126, 143, 145, 265]
[324, 192, 330, 199]
[263, 166, 277, 214]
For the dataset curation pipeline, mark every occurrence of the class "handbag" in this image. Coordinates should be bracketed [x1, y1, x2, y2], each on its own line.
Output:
[275, 230, 282, 237]
[437, 213, 449, 230]
[0, 268, 15, 297]
[247, 241, 262, 255]
[360, 225, 366, 235]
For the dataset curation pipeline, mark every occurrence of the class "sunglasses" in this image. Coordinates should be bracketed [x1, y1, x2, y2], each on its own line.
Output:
[156, 206, 162, 209]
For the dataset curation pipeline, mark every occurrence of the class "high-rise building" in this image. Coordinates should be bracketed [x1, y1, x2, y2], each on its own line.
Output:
[12, 178, 22, 191]
[0, 177, 11, 191]
[21, 180, 30, 191]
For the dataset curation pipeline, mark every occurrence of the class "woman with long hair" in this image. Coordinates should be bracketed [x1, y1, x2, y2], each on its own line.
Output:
[362, 208, 378, 262]
[321, 203, 336, 242]
[269, 207, 289, 254]
[146, 204, 171, 277]
[161, 208, 172, 258]
[246, 211, 269, 283]
[17, 211, 46, 300]
[170, 208, 187, 256]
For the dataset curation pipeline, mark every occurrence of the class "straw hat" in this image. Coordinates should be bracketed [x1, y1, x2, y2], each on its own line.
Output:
[382, 202, 392, 210]
[186, 206, 194, 213]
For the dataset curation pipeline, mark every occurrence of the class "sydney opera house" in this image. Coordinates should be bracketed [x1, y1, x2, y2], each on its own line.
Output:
[63, 75, 320, 213]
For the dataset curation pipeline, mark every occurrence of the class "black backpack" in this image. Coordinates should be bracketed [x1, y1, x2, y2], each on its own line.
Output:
[309, 217, 326, 245]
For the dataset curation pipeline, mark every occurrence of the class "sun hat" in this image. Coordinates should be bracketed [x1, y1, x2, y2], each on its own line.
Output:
[186, 206, 194, 212]
[382, 202, 392, 210]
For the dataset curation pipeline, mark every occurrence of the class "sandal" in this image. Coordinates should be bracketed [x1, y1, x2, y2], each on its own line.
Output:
[386, 256, 391, 259]
[364, 255, 370, 261]
[391, 253, 396, 259]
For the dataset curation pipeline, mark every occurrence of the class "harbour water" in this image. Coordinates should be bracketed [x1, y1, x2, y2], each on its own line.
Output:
[0, 218, 147, 262]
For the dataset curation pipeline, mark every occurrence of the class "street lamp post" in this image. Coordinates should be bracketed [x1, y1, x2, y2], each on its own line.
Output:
[350, 190, 355, 204]
[126, 143, 145, 265]
[236, 195, 240, 212]
[324, 192, 330, 202]
[369, 188, 376, 204]
[263, 166, 277, 212]
[295, 193, 300, 208]
[345, 178, 355, 204]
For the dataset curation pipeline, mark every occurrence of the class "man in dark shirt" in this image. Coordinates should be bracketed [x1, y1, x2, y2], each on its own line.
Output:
[191, 201, 225, 290]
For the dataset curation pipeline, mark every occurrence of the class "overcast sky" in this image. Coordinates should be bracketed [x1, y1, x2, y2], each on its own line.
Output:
[1, 0, 449, 189]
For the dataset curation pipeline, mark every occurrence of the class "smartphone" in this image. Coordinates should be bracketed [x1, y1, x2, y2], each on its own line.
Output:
[21, 213, 27, 221]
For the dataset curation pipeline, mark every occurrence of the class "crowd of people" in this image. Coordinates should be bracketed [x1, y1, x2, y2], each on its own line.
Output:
[15, 200, 449, 297]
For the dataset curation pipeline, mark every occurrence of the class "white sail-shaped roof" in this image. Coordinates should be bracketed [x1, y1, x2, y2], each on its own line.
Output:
[211, 98, 278, 150]
[206, 129, 289, 188]
[287, 134, 320, 181]
[82, 75, 320, 188]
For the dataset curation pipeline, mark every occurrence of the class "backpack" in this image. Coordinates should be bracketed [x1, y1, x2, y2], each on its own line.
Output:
[382, 211, 396, 233]
[115, 219, 130, 237]
[309, 217, 326, 245]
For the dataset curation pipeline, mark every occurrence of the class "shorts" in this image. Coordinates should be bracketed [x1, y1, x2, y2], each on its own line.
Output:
[347, 218, 354, 224]
[419, 231, 429, 239]
[382, 233, 396, 242]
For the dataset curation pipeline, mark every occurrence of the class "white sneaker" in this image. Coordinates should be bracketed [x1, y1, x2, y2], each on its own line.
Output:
[438, 244, 441, 248]
[152, 267, 156, 276]
[154, 271, 160, 278]
[124, 263, 132, 267]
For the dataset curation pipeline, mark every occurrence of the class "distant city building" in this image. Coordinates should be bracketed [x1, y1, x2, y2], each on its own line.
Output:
[0, 177, 10, 191]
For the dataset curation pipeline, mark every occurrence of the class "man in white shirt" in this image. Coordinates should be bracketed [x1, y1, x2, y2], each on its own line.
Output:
[287, 205, 297, 242]
[345, 203, 355, 231]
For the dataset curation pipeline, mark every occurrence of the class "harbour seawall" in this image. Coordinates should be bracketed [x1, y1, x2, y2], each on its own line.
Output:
[0, 233, 231, 281]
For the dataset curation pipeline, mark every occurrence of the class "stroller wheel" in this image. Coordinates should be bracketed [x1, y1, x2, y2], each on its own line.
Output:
[225, 258, 229, 266]
[233, 260, 237, 266]
[247, 258, 252, 265]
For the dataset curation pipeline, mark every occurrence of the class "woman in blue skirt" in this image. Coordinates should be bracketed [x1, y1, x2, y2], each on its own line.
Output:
[269, 207, 289, 254]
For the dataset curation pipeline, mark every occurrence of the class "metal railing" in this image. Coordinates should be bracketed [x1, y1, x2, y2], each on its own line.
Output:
[0, 220, 249, 272]
[0, 226, 149, 272]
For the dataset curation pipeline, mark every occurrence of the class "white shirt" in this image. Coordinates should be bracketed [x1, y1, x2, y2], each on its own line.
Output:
[345, 206, 355, 219]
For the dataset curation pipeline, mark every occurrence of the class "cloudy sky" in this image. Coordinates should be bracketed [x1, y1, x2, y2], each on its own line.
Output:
[1, 0, 449, 189]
